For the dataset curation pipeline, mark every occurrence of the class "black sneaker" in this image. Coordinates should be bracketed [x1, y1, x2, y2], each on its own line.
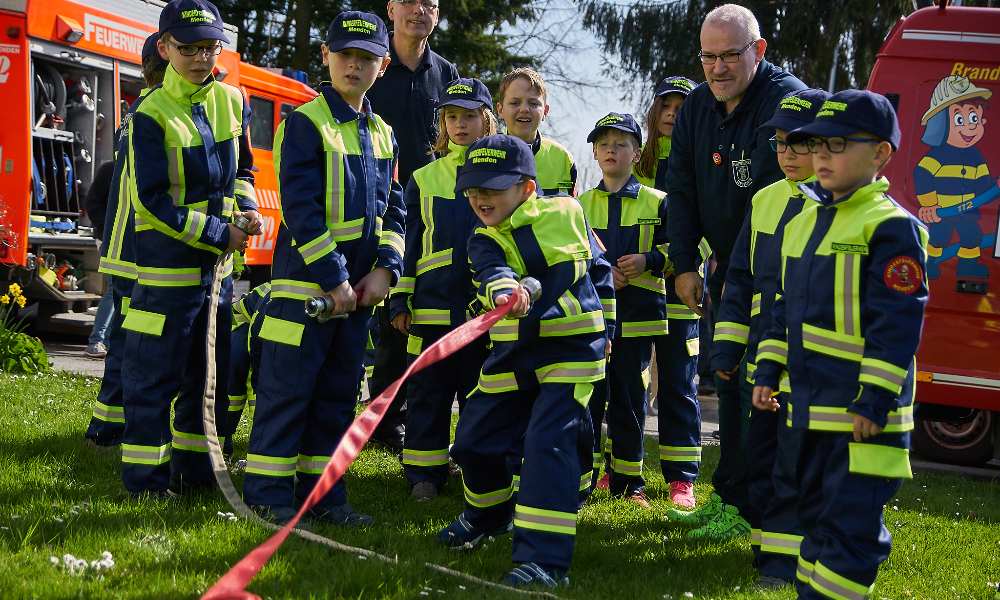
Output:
[437, 514, 513, 550]
[503, 562, 569, 588]
[307, 503, 373, 528]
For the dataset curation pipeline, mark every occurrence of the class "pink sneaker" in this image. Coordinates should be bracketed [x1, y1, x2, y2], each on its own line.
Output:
[669, 481, 695, 508]
[595, 473, 610, 490]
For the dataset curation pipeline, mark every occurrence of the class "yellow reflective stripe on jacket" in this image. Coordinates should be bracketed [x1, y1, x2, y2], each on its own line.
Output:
[715, 321, 749, 344]
[834, 252, 862, 337]
[99, 257, 138, 279]
[514, 504, 578, 536]
[329, 217, 365, 241]
[121, 443, 170, 465]
[809, 560, 876, 600]
[392, 277, 415, 296]
[245, 454, 297, 476]
[858, 357, 907, 395]
[476, 371, 519, 393]
[535, 361, 605, 385]
[630, 272, 666, 294]
[298, 231, 337, 265]
[601, 298, 616, 321]
[760, 532, 803, 556]
[751, 293, 762, 317]
[620, 320, 668, 337]
[786, 404, 914, 433]
[234, 179, 257, 204]
[271, 279, 323, 300]
[667, 303, 700, 320]
[416, 248, 452, 275]
[557, 290, 584, 316]
[801, 323, 864, 362]
[465, 482, 512, 508]
[538, 310, 605, 337]
[411, 308, 450, 325]
[659, 445, 702, 462]
[489, 320, 519, 342]
[121, 308, 166, 336]
[401, 448, 450, 466]
[756, 339, 788, 366]
[484, 277, 519, 308]
[136, 266, 202, 287]
[381, 228, 404, 258]
[611, 456, 641, 475]
[797, 556, 815, 584]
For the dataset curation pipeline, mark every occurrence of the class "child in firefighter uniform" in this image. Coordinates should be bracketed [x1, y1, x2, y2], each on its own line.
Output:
[634, 76, 705, 509]
[495, 68, 577, 196]
[388, 78, 496, 501]
[120, 0, 261, 496]
[712, 89, 830, 579]
[241, 11, 404, 527]
[754, 90, 928, 600]
[579, 113, 668, 507]
[85, 32, 167, 450]
[438, 135, 613, 588]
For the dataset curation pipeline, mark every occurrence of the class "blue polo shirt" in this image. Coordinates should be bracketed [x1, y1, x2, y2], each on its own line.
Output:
[367, 32, 459, 188]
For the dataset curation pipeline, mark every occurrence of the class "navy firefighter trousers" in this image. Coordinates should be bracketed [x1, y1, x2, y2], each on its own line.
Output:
[242, 299, 372, 510]
[402, 323, 489, 489]
[653, 318, 702, 483]
[452, 381, 592, 571]
[120, 280, 232, 493]
[85, 276, 135, 446]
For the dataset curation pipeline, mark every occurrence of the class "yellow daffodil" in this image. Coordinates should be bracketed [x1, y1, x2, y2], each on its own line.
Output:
[16, 296, 26, 308]
[0, 295, 9, 304]
[8, 283, 22, 297]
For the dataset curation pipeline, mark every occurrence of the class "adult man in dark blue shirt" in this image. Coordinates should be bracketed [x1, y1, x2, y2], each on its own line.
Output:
[366, 0, 459, 451]
[664, 3, 805, 539]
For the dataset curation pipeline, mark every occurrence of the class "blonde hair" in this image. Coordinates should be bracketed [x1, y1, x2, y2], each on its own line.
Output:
[497, 68, 548, 105]
[636, 95, 668, 180]
[429, 106, 498, 155]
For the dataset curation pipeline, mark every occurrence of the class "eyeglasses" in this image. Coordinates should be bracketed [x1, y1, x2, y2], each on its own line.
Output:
[769, 136, 810, 155]
[166, 39, 223, 57]
[394, 0, 439, 9]
[465, 188, 504, 198]
[698, 40, 758, 65]
[806, 137, 882, 153]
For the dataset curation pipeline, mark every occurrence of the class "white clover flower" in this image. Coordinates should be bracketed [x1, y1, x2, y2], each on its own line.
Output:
[50, 556, 59, 566]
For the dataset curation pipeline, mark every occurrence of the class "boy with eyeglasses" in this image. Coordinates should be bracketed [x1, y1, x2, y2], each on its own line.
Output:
[120, 0, 262, 497]
[753, 89, 928, 600]
[709, 89, 828, 583]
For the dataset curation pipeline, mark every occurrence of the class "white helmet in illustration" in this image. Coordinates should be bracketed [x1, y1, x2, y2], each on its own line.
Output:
[920, 75, 992, 125]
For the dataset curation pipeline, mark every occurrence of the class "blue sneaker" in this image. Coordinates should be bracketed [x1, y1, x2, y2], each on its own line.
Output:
[503, 562, 569, 588]
[436, 514, 513, 550]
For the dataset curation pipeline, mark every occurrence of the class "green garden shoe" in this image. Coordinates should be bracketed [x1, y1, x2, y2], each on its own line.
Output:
[687, 504, 750, 541]
[665, 491, 722, 526]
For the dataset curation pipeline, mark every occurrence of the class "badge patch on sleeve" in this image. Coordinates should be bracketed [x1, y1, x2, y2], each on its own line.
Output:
[884, 256, 921, 294]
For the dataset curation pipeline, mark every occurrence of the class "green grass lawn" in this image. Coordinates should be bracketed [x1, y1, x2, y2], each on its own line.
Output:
[1, 370, 998, 599]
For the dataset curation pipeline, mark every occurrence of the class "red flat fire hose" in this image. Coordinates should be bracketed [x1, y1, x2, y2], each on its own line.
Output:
[199, 279, 536, 600]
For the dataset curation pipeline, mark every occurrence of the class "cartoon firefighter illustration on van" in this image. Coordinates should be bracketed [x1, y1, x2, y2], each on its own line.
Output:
[914, 74, 999, 280]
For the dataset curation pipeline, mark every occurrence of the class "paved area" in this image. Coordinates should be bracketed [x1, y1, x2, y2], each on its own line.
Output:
[45, 341, 107, 378]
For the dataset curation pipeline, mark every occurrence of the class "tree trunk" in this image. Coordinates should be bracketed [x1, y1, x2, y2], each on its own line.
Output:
[292, 0, 314, 72]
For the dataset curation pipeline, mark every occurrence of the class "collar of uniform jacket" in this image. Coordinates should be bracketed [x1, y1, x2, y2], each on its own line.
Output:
[447, 140, 469, 166]
[162, 64, 217, 105]
[386, 31, 435, 72]
[318, 84, 373, 124]
[703, 58, 779, 116]
[594, 174, 642, 198]
[798, 176, 891, 207]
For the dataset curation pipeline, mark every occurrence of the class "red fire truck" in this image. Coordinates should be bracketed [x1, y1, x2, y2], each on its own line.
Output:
[0, 0, 315, 331]
[868, 2, 1000, 465]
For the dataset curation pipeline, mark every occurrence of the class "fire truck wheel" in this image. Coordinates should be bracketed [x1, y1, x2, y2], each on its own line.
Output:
[912, 409, 995, 466]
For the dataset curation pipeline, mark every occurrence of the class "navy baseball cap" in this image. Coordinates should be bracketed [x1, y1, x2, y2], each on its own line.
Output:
[325, 12, 389, 56]
[655, 76, 696, 97]
[141, 32, 163, 61]
[440, 78, 493, 111]
[455, 135, 536, 192]
[786, 89, 901, 151]
[159, 0, 229, 44]
[759, 88, 831, 133]
[587, 112, 642, 144]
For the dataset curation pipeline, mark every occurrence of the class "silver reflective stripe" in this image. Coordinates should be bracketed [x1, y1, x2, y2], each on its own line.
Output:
[421, 195, 433, 256]
[139, 270, 201, 284]
[272, 282, 322, 297]
[329, 221, 364, 239]
[859, 364, 905, 389]
[797, 561, 814, 582]
[888, 411, 914, 427]
[297, 458, 328, 471]
[180, 211, 204, 245]
[809, 411, 854, 425]
[401, 450, 449, 464]
[760, 534, 802, 551]
[612, 459, 641, 474]
[169, 146, 182, 206]
[245, 459, 296, 474]
[479, 374, 517, 391]
[623, 322, 668, 335]
[751, 295, 762, 314]
[173, 436, 208, 451]
[327, 151, 341, 224]
[802, 330, 864, 358]
[514, 508, 577, 531]
[416, 251, 452, 273]
[539, 313, 603, 335]
[122, 446, 170, 461]
[715, 326, 749, 340]
[810, 570, 870, 600]
[659, 447, 702, 460]
[92, 404, 123, 419]
[842, 253, 858, 336]
[536, 365, 604, 382]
